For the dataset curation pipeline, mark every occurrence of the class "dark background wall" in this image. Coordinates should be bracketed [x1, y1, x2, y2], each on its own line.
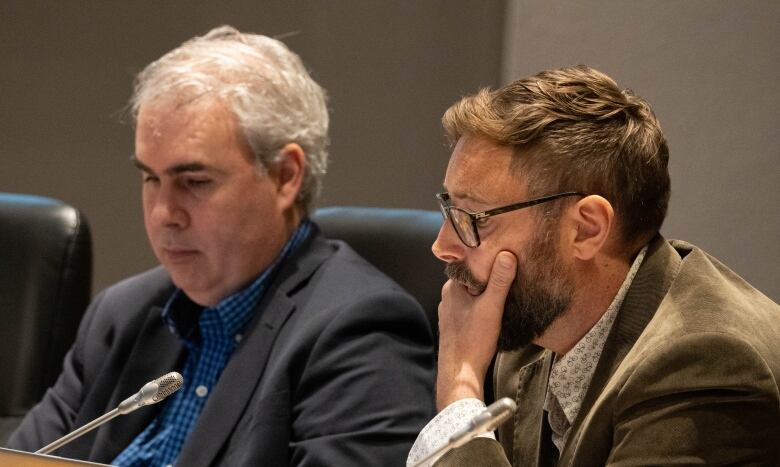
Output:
[503, 0, 779, 302]
[0, 1, 505, 293]
[2, 1, 777, 302]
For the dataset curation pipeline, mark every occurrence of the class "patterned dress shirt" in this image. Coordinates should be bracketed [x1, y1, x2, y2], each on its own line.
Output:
[112, 221, 312, 467]
[407, 246, 647, 466]
[543, 246, 646, 452]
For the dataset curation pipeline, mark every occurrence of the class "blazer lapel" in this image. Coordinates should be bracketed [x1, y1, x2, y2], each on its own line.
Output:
[495, 346, 553, 466]
[560, 236, 682, 464]
[175, 232, 333, 467]
[90, 305, 185, 461]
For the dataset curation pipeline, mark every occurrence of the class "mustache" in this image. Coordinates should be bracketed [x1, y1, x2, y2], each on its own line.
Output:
[444, 262, 487, 294]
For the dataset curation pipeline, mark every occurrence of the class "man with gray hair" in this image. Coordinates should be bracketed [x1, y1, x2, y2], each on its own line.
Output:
[8, 26, 435, 465]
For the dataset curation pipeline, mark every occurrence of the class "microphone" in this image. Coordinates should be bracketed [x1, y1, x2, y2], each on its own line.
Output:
[117, 371, 183, 415]
[36, 372, 183, 455]
[412, 397, 517, 467]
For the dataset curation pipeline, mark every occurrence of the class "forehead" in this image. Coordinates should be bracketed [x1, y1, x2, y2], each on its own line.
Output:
[444, 135, 526, 204]
[134, 98, 252, 169]
[136, 97, 229, 139]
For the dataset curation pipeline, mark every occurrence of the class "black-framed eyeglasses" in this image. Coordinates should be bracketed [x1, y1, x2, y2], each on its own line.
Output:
[435, 191, 585, 248]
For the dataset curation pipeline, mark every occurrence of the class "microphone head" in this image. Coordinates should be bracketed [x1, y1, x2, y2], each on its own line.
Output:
[448, 397, 518, 447]
[118, 371, 184, 415]
[152, 371, 184, 402]
[484, 397, 516, 423]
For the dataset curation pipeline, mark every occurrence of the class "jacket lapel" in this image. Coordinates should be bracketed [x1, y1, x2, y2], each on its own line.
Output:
[89, 305, 185, 461]
[175, 232, 333, 467]
[559, 235, 682, 464]
[495, 346, 553, 466]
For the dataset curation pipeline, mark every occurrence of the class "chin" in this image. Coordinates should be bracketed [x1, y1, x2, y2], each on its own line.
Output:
[169, 272, 207, 296]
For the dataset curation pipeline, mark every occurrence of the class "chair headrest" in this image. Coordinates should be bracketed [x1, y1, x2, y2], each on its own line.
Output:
[312, 206, 445, 331]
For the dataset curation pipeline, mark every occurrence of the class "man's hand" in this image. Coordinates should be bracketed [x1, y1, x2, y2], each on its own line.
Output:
[436, 251, 517, 410]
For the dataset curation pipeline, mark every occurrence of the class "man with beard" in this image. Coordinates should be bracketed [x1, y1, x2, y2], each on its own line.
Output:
[407, 65, 780, 466]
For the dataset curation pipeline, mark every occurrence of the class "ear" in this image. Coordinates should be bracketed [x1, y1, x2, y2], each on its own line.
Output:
[271, 143, 306, 211]
[566, 195, 614, 261]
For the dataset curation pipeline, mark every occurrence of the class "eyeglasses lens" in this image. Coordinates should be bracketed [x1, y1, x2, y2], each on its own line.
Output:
[450, 208, 478, 247]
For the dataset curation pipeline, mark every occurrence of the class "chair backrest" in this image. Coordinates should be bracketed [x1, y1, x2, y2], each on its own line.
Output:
[0, 193, 92, 443]
[312, 207, 498, 403]
[312, 206, 444, 333]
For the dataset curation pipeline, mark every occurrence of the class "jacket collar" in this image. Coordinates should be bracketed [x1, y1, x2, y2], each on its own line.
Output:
[175, 227, 333, 467]
[559, 235, 681, 463]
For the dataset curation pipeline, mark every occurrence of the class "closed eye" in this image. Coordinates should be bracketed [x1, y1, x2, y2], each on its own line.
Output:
[183, 178, 213, 189]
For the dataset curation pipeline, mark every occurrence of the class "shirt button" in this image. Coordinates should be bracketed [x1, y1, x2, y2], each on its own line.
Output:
[195, 385, 209, 397]
[234, 334, 243, 343]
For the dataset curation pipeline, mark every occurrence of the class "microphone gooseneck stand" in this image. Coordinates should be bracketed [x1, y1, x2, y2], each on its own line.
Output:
[36, 371, 184, 456]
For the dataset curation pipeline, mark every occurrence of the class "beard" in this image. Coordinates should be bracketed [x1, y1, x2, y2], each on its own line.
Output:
[444, 228, 574, 352]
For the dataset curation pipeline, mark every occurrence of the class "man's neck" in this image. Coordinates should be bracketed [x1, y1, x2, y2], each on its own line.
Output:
[537, 257, 631, 356]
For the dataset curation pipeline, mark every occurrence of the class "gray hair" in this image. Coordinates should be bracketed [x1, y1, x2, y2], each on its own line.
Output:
[131, 25, 329, 214]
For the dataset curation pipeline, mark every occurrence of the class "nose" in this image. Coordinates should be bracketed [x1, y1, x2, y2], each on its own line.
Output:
[431, 220, 466, 263]
[147, 184, 188, 229]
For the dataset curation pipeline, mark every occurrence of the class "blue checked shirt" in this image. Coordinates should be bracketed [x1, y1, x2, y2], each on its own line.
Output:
[112, 221, 312, 467]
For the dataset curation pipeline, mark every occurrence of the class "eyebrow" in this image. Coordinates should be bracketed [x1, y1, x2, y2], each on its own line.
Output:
[131, 155, 212, 176]
[443, 185, 490, 205]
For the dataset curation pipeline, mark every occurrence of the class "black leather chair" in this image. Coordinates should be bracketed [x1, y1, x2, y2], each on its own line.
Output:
[312, 206, 444, 334]
[313, 206, 500, 403]
[0, 193, 92, 443]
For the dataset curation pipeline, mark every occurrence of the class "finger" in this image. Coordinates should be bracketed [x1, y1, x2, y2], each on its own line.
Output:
[484, 251, 517, 299]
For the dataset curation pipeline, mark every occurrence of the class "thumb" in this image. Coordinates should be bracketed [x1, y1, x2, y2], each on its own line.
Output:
[485, 251, 517, 298]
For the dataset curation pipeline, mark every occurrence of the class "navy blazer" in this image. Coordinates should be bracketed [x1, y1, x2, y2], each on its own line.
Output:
[8, 229, 436, 465]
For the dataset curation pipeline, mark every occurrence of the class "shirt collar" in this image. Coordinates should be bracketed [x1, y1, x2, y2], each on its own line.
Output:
[161, 220, 313, 344]
[544, 245, 648, 425]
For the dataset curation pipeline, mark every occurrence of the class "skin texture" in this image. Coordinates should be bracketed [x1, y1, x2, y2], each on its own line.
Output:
[432, 135, 628, 410]
[134, 98, 305, 307]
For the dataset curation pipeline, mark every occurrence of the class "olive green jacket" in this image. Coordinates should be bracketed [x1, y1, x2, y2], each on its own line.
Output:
[437, 236, 780, 466]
